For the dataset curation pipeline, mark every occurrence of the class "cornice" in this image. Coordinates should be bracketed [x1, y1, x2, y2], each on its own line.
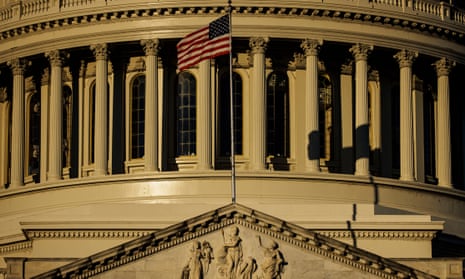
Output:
[318, 230, 437, 240]
[25, 230, 151, 239]
[31, 204, 438, 279]
[0, 240, 32, 254]
[1, 4, 465, 47]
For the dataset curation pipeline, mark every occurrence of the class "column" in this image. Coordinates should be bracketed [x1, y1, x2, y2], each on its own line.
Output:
[412, 76, 425, 182]
[141, 39, 160, 172]
[394, 49, 417, 181]
[249, 37, 269, 171]
[90, 44, 109, 176]
[8, 58, 28, 188]
[78, 61, 86, 177]
[340, 62, 354, 174]
[350, 43, 372, 176]
[433, 57, 455, 187]
[301, 39, 322, 172]
[368, 69, 381, 175]
[40, 69, 49, 183]
[197, 59, 212, 170]
[0, 87, 9, 188]
[45, 50, 66, 181]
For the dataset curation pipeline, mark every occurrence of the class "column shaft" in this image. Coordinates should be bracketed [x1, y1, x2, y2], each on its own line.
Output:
[249, 37, 268, 170]
[340, 63, 354, 174]
[9, 59, 27, 187]
[40, 70, 49, 183]
[301, 39, 322, 172]
[142, 39, 160, 172]
[46, 50, 64, 181]
[395, 50, 417, 181]
[91, 44, 109, 176]
[197, 60, 212, 170]
[434, 58, 454, 187]
[350, 44, 372, 176]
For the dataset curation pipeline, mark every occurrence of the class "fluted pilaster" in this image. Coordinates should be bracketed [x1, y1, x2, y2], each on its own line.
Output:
[340, 62, 354, 174]
[0, 87, 9, 188]
[394, 49, 418, 181]
[249, 37, 269, 171]
[197, 60, 212, 170]
[141, 39, 160, 172]
[433, 57, 455, 187]
[40, 69, 49, 183]
[90, 44, 109, 176]
[350, 43, 372, 177]
[45, 50, 67, 181]
[8, 58, 28, 188]
[301, 39, 322, 173]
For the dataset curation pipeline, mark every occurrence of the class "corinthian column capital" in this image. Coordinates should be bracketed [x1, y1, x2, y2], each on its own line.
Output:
[7, 58, 29, 75]
[249, 37, 269, 55]
[90, 43, 109, 60]
[141, 39, 160, 56]
[433, 57, 455, 77]
[349, 43, 373, 61]
[301, 39, 323, 56]
[45, 50, 69, 67]
[394, 49, 418, 68]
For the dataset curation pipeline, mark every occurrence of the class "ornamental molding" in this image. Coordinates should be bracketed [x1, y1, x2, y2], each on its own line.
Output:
[1, 3, 464, 53]
[0, 240, 32, 254]
[25, 230, 151, 239]
[318, 230, 437, 241]
[32, 204, 437, 279]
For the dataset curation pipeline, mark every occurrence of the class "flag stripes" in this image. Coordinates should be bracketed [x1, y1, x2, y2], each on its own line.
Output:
[177, 15, 230, 71]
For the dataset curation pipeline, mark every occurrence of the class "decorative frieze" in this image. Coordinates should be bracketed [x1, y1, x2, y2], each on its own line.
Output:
[32, 205, 437, 279]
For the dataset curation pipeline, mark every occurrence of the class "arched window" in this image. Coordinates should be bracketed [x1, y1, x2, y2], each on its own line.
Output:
[130, 75, 145, 159]
[319, 75, 333, 161]
[219, 71, 242, 156]
[63, 86, 72, 168]
[177, 72, 196, 156]
[266, 71, 289, 158]
[28, 93, 40, 180]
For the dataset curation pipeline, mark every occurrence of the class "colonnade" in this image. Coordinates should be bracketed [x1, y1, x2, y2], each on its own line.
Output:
[0, 38, 456, 189]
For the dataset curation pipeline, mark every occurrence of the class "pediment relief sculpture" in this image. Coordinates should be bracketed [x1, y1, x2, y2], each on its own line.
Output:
[31, 204, 437, 279]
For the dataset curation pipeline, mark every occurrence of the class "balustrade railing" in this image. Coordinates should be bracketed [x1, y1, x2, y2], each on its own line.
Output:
[0, 0, 464, 31]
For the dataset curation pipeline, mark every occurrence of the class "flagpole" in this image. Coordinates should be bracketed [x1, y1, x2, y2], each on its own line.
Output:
[228, 0, 236, 204]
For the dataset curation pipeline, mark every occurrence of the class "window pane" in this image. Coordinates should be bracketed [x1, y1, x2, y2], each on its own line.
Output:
[177, 72, 196, 156]
[131, 75, 145, 159]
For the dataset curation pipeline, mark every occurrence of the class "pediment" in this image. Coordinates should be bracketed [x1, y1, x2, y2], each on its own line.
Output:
[32, 203, 437, 279]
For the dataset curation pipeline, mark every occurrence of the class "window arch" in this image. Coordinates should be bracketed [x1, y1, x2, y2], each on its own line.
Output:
[219, 71, 242, 156]
[130, 75, 145, 159]
[266, 71, 289, 158]
[177, 72, 196, 156]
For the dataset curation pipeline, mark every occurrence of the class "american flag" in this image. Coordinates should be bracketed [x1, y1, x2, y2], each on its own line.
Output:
[177, 14, 230, 71]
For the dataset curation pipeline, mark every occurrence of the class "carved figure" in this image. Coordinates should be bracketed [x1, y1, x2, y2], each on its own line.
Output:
[237, 257, 257, 279]
[182, 241, 204, 279]
[257, 236, 286, 279]
[201, 240, 214, 273]
[221, 226, 243, 278]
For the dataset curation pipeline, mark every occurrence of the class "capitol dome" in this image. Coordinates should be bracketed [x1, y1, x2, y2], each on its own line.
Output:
[0, 0, 464, 278]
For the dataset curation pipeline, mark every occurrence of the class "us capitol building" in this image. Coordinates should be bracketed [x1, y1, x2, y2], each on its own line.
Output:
[0, 0, 465, 278]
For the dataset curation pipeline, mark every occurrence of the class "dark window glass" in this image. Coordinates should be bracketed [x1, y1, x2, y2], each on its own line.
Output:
[219, 71, 243, 156]
[177, 72, 196, 156]
[266, 72, 289, 157]
[131, 75, 145, 159]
